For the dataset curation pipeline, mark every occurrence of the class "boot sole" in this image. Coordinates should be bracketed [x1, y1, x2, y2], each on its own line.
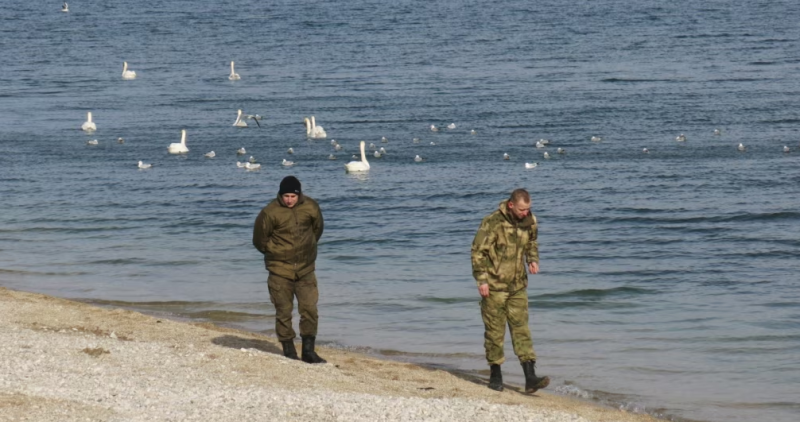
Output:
[525, 376, 550, 393]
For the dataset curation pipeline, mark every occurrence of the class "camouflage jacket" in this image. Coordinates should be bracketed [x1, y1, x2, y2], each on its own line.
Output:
[471, 200, 539, 291]
[252, 194, 324, 280]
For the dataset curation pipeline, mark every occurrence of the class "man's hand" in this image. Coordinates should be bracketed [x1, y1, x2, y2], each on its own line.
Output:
[478, 284, 490, 298]
[528, 262, 539, 274]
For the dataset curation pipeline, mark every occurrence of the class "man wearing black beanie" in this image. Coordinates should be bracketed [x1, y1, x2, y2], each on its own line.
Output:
[253, 176, 326, 364]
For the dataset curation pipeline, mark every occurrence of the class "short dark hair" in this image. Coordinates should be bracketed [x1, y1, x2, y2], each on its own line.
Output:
[509, 188, 530, 204]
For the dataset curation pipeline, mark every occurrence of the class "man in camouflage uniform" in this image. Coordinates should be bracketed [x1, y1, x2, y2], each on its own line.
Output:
[253, 176, 326, 364]
[471, 188, 550, 393]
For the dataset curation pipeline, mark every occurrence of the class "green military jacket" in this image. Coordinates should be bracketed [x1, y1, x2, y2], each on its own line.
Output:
[252, 194, 324, 280]
[471, 200, 539, 292]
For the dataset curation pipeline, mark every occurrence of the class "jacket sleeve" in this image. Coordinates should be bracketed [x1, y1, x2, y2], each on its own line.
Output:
[471, 217, 495, 287]
[252, 209, 273, 254]
[526, 216, 539, 264]
[313, 202, 324, 241]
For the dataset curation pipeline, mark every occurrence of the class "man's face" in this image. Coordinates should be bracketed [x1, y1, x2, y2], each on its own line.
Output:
[508, 200, 531, 220]
[282, 193, 299, 208]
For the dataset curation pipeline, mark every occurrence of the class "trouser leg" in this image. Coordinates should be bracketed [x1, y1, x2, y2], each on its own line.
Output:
[295, 271, 319, 337]
[506, 288, 536, 362]
[267, 273, 296, 342]
[481, 290, 509, 366]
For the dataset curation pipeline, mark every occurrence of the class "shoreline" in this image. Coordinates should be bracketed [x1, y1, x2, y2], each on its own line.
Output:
[1, 287, 663, 421]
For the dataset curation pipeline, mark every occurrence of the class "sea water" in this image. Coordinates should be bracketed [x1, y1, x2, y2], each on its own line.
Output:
[1, 1, 799, 421]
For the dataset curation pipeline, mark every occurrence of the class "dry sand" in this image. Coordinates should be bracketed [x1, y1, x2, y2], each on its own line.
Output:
[0, 287, 662, 422]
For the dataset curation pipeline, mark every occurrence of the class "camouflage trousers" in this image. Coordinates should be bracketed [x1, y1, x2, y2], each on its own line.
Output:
[480, 288, 536, 365]
[267, 272, 319, 342]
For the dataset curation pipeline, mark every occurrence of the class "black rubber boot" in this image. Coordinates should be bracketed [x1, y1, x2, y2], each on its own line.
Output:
[281, 340, 299, 360]
[488, 364, 504, 391]
[521, 360, 550, 393]
[301, 335, 327, 364]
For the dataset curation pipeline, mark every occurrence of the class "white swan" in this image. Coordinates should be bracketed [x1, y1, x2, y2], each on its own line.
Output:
[543, 152, 550, 159]
[287, 147, 294, 154]
[86, 139, 98, 145]
[138, 160, 152, 169]
[737, 143, 745, 151]
[304, 116, 326, 138]
[784, 146, 790, 153]
[204, 151, 215, 158]
[122, 62, 136, 80]
[591, 136, 602, 142]
[503, 153, 510, 160]
[228, 61, 240, 80]
[244, 162, 261, 170]
[233, 109, 248, 127]
[447, 123, 456, 130]
[345, 141, 370, 173]
[676, 134, 686, 142]
[168, 130, 189, 154]
[282, 158, 295, 167]
[524, 162, 538, 169]
[237, 147, 246, 155]
[414, 155, 423, 162]
[81, 112, 96, 132]
[62, 2, 69, 12]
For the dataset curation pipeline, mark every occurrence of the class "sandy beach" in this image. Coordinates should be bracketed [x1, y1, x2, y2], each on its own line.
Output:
[0, 287, 662, 422]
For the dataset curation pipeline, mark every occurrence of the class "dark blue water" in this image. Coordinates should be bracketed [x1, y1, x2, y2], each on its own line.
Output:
[2, 1, 800, 421]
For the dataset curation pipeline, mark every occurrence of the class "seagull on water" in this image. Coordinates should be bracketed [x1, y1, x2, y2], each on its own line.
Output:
[379, 147, 386, 154]
[282, 158, 295, 167]
[414, 155, 423, 162]
[328, 154, 337, 160]
[643, 148, 649, 154]
[783, 146, 790, 153]
[503, 153, 510, 160]
[543, 152, 550, 159]
[525, 162, 538, 169]
[413, 137, 420, 143]
[676, 134, 687, 142]
[237, 147, 246, 155]
[62, 2, 69, 12]
[557, 147, 565, 154]
[447, 123, 456, 130]
[248, 155, 256, 163]
[138, 160, 152, 169]
[287, 147, 294, 154]
[470, 129, 476, 135]
[373, 150, 382, 158]
[591, 136, 602, 142]
[714, 129, 722, 136]
[381, 136, 388, 143]
[86, 139, 98, 145]
[737, 143, 746, 151]
[244, 162, 261, 170]
[430, 125, 439, 132]
[204, 151, 215, 158]
[117, 137, 125, 144]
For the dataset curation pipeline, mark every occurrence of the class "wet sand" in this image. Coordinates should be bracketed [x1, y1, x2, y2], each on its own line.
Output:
[0, 287, 662, 422]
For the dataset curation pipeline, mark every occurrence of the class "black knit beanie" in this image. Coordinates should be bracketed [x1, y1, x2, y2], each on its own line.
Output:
[278, 176, 302, 195]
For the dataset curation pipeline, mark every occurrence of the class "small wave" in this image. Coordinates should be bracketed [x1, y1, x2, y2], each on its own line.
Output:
[534, 286, 653, 301]
[0, 268, 89, 276]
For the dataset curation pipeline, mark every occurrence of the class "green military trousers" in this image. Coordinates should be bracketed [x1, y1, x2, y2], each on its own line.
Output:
[267, 272, 319, 342]
[480, 287, 537, 365]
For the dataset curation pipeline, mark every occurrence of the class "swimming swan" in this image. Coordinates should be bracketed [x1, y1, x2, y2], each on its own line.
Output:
[345, 141, 370, 172]
[82, 112, 96, 132]
[122, 62, 136, 80]
[138, 161, 152, 169]
[233, 109, 248, 127]
[304, 116, 327, 138]
[168, 130, 189, 154]
[229, 61, 240, 80]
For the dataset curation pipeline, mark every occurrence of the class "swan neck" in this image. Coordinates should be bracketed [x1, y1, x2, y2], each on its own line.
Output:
[360, 141, 367, 163]
[181, 130, 186, 145]
[230, 61, 235, 72]
[123, 62, 127, 72]
[87, 112, 92, 122]
[304, 118, 311, 134]
[311, 116, 316, 130]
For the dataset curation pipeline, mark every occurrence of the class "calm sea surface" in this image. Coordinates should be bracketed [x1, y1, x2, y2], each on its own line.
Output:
[2, 1, 800, 421]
